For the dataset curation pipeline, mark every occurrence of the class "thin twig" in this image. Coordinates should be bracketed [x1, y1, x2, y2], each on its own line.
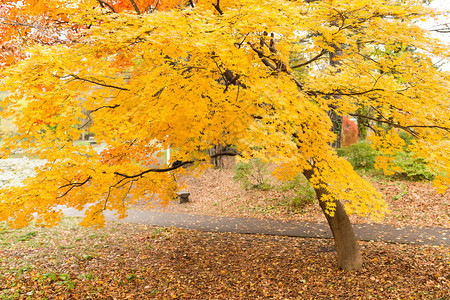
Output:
[129, 0, 141, 15]
[79, 104, 120, 129]
[62, 74, 130, 91]
[315, 88, 384, 97]
[57, 176, 92, 198]
[291, 49, 327, 69]
[212, 0, 223, 15]
[97, 0, 117, 13]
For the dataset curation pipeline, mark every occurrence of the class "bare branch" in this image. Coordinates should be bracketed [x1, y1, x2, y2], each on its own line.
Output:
[58, 176, 92, 198]
[62, 74, 130, 91]
[114, 150, 241, 179]
[129, 0, 141, 15]
[248, 41, 304, 90]
[97, 0, 117, 13]
[212, 0, 223, 15]
[401, 124, 450, 132]
[91, 104, 120, 113]
[79, 104, 120, 129]
[114, 161, 195, 178]
[291, 49, 327, 69]
[349, 112, 450, 137]
[315, 88, 384, 97]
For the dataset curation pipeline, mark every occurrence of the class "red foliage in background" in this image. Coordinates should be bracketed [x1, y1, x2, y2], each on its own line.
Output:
[341, 116, 359, 147]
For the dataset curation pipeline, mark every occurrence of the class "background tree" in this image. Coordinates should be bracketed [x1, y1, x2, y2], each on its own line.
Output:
[0, 0, 449, 271]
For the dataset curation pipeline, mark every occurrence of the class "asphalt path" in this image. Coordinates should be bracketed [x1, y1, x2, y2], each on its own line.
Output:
[61, 208, 450, 246]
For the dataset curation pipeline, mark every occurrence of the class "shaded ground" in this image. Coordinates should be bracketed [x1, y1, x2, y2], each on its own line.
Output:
[136, 168, 449, 228]
[1, 218, 448, 299]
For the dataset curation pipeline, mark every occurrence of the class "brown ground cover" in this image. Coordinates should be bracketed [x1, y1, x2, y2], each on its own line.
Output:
[1, 165, 449, 299]
[138, 167, 449, 228]
[0, 218, 448, 299]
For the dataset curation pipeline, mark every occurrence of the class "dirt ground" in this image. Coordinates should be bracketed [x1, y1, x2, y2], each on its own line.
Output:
[136, 164, 449, 229]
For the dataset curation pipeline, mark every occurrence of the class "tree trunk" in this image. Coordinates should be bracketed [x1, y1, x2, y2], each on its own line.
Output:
[304, 170, 363, 271]
[327, 109, 342, 148]
[317, 188, 363, 270]
[327, 42, 343, 149]
[312, 42, 362, 270]
[209, 145, 225, 168]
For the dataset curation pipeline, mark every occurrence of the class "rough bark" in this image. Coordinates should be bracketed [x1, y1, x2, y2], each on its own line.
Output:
[304, 169, 363, 271]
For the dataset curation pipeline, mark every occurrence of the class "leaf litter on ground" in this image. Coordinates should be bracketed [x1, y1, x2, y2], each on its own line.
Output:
[1, 166, 449, 299]
[0, 218, 448, 299]
[136, 167, 449, 228]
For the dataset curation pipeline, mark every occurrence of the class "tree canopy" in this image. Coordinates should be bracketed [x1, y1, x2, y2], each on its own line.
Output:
[0, 0, 449, 265]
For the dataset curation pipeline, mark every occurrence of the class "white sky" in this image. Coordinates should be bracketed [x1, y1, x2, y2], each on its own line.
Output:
[422, 0, 450, 70]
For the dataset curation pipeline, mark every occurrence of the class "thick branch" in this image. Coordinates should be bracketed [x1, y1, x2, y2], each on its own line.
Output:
[248, 42, 304, 90]
[114, 150, 241, 179]
[209, 150, 241, 158]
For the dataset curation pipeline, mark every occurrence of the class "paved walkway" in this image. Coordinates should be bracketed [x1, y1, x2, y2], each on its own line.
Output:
[62, 208, 450, 246]
[5, 156, 448, 246]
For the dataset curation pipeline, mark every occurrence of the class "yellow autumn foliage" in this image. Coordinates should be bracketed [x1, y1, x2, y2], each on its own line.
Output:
[0, 0, 448, 228]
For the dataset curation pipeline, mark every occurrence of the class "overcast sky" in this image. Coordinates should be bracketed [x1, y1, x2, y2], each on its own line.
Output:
[423, 0, 449, 70]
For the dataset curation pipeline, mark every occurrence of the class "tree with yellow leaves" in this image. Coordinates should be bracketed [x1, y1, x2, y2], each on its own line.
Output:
[0, 0, 449, 270]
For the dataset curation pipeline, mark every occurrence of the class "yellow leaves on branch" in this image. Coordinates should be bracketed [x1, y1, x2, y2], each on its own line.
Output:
[0, 0, 448, 228]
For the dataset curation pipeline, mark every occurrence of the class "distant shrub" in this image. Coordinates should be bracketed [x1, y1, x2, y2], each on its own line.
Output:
[341, 116, 359, 147]
[337, 139, 436, 181]
[279, 174, 316, 210]
[337, 141, 377, 170]
[233, 158, 271, 190]
[398, 131, 414, 149]
[393, 152, 435, 181]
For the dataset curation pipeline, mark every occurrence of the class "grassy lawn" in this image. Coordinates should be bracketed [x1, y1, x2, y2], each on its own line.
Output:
[1, 218, 448, 299]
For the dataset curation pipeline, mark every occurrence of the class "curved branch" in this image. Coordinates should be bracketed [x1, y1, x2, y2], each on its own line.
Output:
[290, 49, 327, 69]
[79, 104, 120, 129]
[58, 176, 92, 198]
[114, 161, 195, 178]
[97, 0, 117, 13]
[114, 150, 242, 179]
[212, 0, 224, 15]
